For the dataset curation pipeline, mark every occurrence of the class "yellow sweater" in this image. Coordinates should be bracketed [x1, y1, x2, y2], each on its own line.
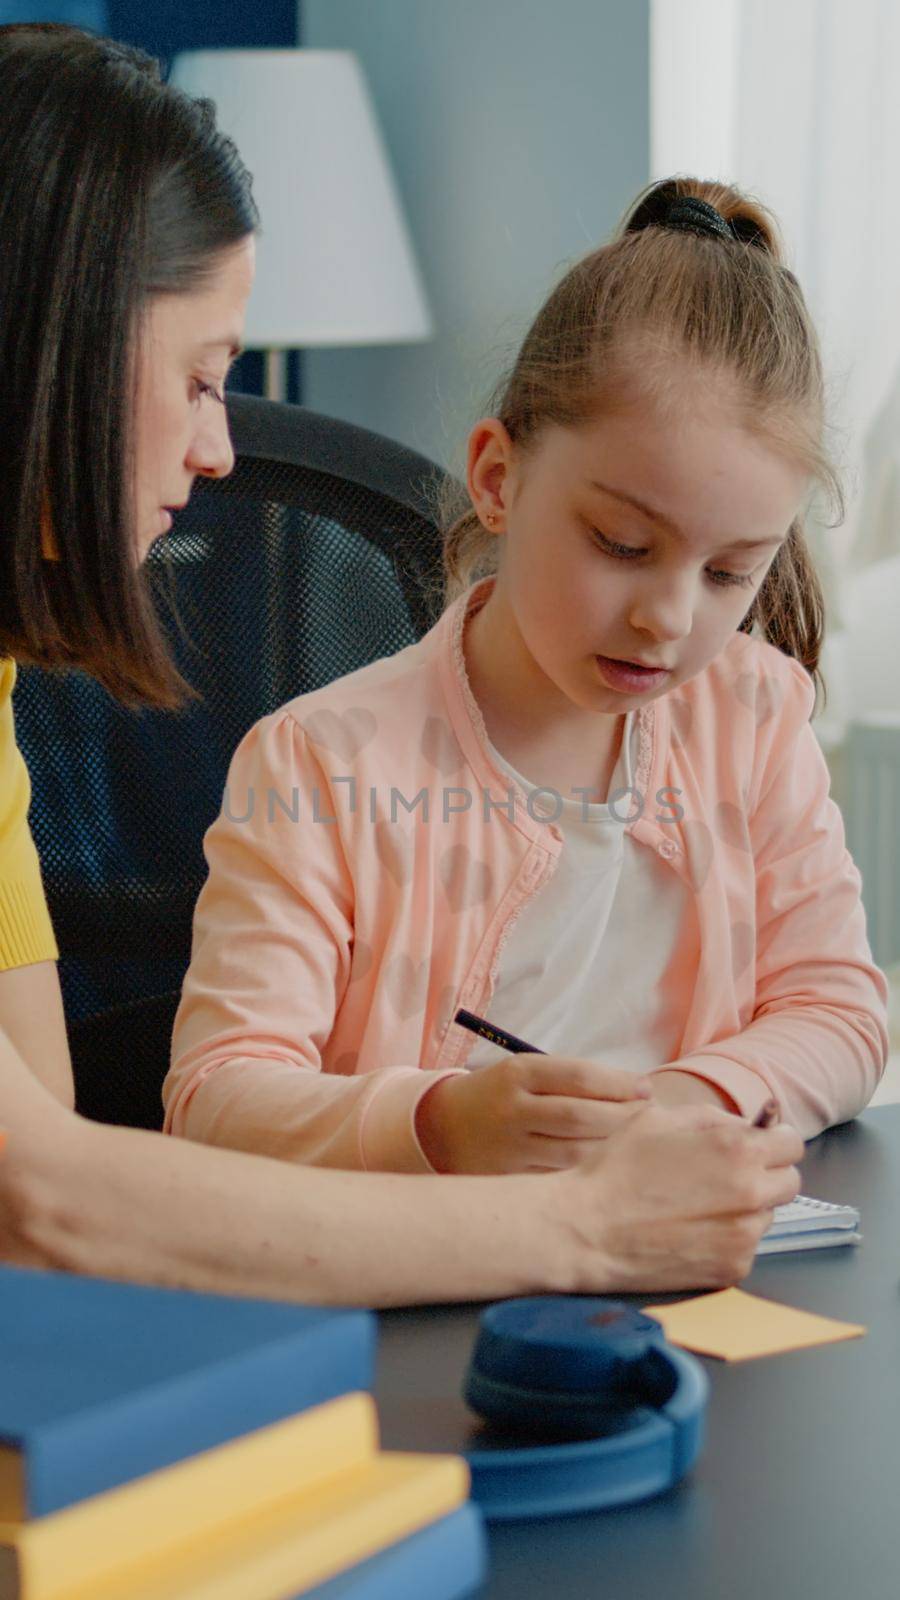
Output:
[0, 658, 58, 969]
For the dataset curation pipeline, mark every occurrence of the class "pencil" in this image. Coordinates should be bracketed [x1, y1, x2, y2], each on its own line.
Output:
[454, 1009, 544, 1055]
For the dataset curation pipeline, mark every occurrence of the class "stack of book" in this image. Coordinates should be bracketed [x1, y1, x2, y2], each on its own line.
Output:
[0, 1266, 486, 1600]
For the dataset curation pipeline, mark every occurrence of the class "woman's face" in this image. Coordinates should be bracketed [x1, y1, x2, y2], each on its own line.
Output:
[133, 235, 256, 560]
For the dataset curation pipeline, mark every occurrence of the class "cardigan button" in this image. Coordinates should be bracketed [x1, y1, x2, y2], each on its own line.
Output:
[657, 838, 680, 859]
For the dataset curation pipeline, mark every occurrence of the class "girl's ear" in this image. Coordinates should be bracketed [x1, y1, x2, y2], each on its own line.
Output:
[467, 417, 514, 534]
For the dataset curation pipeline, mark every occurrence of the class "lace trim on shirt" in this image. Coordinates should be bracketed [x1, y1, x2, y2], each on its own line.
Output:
[634, 704, 655, 798]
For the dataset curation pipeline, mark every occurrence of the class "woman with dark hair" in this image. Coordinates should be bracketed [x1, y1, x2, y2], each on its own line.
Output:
[0, 22, 802, 1304]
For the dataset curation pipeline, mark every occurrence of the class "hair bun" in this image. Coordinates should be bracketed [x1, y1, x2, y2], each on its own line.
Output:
[622, 177, 782, 261]
[663, 196, 734, 241]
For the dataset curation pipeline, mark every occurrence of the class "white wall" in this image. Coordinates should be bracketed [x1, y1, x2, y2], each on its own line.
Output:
[301, 0, 650, 473]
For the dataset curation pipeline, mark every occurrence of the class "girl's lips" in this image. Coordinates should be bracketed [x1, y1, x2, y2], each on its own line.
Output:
[596, 654, 672, 692]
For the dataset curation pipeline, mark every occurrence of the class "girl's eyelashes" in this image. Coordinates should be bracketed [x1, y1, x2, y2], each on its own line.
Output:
[590, 527, 758, 590]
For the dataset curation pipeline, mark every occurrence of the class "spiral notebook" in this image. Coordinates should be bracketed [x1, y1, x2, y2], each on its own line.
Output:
[756, 1195, 861, 1255]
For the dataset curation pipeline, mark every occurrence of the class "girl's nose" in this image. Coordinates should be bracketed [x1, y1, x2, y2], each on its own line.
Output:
[627, 574, 695, 643]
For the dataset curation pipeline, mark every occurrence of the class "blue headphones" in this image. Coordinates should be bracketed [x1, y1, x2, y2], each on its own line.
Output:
[461, 1296, 709, 1521]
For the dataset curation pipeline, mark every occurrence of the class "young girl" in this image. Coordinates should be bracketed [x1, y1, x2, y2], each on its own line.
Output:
[164, 177, 889, 1177]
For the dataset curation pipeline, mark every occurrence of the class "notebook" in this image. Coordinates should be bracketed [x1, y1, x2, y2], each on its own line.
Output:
[0, 1265, 374, 1519]
[756, 1195, 861, 1255]
[302, 1504, 487, 1600]
[0, 1395, 378, 1598]
[36, 1451, 471, 1600]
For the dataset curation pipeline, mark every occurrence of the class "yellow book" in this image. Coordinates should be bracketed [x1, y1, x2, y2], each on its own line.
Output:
[19, 1451, 469, 1600]
[0, 1393, 378, 1600]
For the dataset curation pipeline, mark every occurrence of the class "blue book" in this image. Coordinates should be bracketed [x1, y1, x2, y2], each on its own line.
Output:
[0, 1265, 374, 1519]
[302, 1504, 488, 1600]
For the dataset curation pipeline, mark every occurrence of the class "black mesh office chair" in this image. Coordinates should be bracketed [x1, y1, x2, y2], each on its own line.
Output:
[13, 393, 449, 1129]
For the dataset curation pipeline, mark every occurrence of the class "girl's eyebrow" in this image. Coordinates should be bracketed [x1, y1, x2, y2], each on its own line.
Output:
[586, 477, 785, 551]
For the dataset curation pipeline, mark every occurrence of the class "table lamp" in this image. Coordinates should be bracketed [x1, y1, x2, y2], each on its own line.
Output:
[168, 49, 433, 401]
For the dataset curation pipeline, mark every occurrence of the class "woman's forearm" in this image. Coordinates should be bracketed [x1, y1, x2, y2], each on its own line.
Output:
[0, 969, 75, 1109]
[1, 1024, 579, 1305]
[10, 1094, 577, 1307]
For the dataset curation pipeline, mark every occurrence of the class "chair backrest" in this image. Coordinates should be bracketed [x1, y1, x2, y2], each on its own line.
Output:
[14, 394, 449, 1129]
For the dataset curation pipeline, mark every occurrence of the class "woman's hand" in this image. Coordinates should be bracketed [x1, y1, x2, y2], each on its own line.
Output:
[560, 1101, 804, 1292]
[415, 1054, 652, 1174]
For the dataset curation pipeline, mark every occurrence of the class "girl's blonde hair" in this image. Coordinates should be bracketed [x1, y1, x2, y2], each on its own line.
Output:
[439, 176, 836, 706]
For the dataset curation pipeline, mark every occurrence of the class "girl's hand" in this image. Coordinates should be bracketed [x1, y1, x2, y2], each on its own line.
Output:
[562, 1102, 804, 1291]
[639, 1067, 739, 1112]
[415, 1055, 652, 1174]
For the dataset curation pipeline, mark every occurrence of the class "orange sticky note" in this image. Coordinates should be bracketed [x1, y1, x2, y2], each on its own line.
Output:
[643, 1287, 866, 1361]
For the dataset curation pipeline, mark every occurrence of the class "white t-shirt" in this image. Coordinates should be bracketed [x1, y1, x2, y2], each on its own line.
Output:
[466, 711, 695, 1072]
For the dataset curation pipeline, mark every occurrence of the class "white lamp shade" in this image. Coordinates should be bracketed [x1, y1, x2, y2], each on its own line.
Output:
[169, 49, 433, 349]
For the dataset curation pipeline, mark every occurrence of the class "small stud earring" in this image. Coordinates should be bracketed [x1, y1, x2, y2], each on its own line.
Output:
[486, 511, 498, 527]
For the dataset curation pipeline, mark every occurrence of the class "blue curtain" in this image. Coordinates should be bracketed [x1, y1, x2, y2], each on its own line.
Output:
[0, 2, 297, 52]
[107, 0, 297, 66]
[0, 2, 107, 24]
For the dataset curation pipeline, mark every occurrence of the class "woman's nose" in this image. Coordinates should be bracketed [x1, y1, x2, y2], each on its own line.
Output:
[186, 406, 235, 481]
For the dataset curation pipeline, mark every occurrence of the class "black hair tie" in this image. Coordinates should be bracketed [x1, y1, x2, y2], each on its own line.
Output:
[663, 196, 735, 241]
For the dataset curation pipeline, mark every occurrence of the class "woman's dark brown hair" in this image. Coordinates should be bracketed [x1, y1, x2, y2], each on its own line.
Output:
[0, 23, 259, 707]
[440, 176, 836, 707]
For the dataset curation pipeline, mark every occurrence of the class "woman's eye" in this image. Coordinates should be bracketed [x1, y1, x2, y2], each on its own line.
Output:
[591, 527, 757, 590]
[191, 379, 226, 405]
